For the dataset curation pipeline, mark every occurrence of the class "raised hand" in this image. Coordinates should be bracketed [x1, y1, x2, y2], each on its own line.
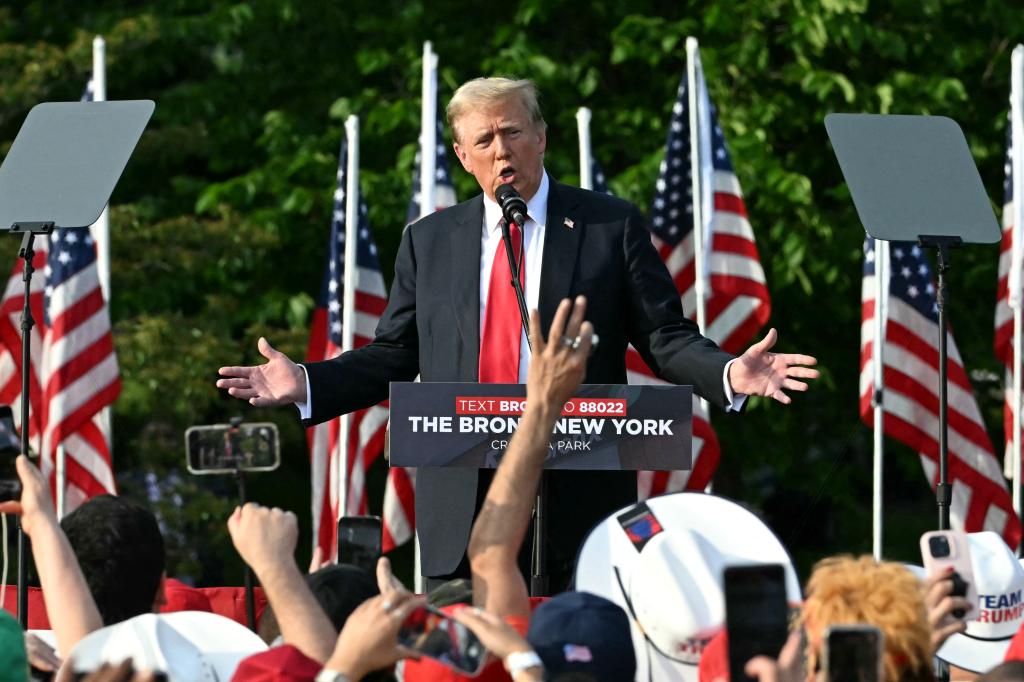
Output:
[227, 503, 298, 576]
[0, 455, 57, 537]
[727, 328, 819, 405]
[324, 592, 424, 680]
[525, 295, 594, 414]
[217, 337, 307, 407]
[923, 569, 971, 652]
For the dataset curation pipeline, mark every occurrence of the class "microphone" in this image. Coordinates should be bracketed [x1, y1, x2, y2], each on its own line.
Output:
[495, 183, 529, 227]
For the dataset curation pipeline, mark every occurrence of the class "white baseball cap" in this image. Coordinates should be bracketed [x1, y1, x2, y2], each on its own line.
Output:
[574, 492, 801, 681]
[69, 611, 267, 680]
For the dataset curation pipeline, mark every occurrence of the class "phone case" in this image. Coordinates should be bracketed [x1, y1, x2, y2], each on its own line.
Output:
[919, 530, 978, 621]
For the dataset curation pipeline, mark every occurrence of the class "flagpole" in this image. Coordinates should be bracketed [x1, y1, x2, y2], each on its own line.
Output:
[339, 116, 360, 529]
[686, 38, 714, 493]
[576, 107, 593, 190]
[93, 36, 110, 300]
[686, 38, 708, 336]
[872, 239, 889, 559]
[1010, 45, 1024, 526]
[413, 43, 440, 593]
[419, 42, 438, 220]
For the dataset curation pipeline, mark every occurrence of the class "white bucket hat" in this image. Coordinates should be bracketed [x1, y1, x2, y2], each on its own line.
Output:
[69, 611, 267, 681]
[930, 532, 1024, 673]
[574, 492, 801, 681]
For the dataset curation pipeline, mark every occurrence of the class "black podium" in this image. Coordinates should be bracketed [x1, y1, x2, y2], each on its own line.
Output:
[389, 381, 693, 596]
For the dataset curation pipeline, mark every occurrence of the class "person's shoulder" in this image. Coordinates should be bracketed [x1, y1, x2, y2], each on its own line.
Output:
[552, 181, 640, 222]
[405, 195, 482, 236]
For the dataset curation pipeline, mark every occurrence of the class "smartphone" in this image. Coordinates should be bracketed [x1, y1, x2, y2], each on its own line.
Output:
[0, 406, 21, 502]
[398, 604, 487, 675]
[724, 564, 790, 682]
[184, 422, 280, 474]
[337, 515, 382, 572]
[920, 530, 978, 621]
[824, 625, 883, 682]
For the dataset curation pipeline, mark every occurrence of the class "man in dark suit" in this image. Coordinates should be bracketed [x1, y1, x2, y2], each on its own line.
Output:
[217, 77, 818, 587]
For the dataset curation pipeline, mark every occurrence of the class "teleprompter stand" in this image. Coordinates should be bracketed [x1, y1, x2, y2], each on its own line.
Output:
[0, 100, 154, 626]
[826, 114, 1001, 532]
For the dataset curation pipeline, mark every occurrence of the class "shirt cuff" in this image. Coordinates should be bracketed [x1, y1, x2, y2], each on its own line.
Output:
[295, 364, 313, 420]
[723, 358, 747, 412]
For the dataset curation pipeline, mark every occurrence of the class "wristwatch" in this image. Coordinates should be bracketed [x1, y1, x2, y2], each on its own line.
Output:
[315, 670, 353, 682]
[504, 650, 544, 676]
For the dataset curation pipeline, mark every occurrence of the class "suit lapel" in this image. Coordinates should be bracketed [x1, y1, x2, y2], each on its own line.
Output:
[450, 196, 483, 379]
[538, 180, 583, 333]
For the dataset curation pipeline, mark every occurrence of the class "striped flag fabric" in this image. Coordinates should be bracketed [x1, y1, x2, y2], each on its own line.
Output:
[634, 62, 770, 496]
[995, 122, 1019, 477]
[305, 138, 389, 560]
[862, 237, 1021, 546]
[382, 112, 457, 553]
[0, 79, 120, 512]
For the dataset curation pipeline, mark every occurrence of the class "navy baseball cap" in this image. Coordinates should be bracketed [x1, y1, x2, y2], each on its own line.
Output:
[526, 591, 636, 682]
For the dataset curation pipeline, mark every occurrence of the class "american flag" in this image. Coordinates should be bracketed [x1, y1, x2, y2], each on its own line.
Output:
[633, 61, 770, 497]
[306, 138, 389, 559]
[862, 237, 1021, 546]
[995, 120, 1019, 477]
[589, 158, 612, 195]
[0, 80, 120, 511]
[382, 113, 457, 553]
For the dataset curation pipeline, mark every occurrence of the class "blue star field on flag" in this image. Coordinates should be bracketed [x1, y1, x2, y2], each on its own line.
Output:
[320, 139, 382, 346]
[407, 114, 456, 224]
[649, 78, 734, 244]
[863, 238, 938, 322]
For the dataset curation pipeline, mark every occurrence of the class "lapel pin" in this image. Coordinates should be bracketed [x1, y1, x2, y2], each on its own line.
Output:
[563, 217, 575, 229]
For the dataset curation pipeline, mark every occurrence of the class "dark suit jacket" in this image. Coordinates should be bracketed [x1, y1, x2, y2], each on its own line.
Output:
[303, 179, 734, 576]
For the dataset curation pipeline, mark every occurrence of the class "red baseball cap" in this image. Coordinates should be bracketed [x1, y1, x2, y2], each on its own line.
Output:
[231, 645, 322, 682]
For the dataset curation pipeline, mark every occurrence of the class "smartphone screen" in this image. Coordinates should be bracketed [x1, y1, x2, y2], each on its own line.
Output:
[724, 564, 789, 682]
[184, 423, 280, 474]
[0, 406, 21, 502]
[826, 626, 882, 682]
[337, 515, 382, 573]
[398, 604, 486, 675]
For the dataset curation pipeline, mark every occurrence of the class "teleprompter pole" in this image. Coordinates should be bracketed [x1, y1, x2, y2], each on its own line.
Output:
[919, 235, 960, 531]
[11, 221, 53, 628]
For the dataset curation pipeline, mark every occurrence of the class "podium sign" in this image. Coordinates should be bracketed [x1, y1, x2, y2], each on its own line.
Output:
[388, 383, 692, 471]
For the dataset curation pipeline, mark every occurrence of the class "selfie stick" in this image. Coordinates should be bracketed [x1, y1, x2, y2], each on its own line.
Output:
[228, 417, 258, 631]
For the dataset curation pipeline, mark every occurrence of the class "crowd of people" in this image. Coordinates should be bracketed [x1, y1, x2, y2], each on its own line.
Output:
[1, 297, 1023, 681]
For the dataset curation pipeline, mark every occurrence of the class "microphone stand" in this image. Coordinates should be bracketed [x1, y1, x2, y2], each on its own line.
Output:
[500, 220, 531, 349]
[499, 220, 548, 597]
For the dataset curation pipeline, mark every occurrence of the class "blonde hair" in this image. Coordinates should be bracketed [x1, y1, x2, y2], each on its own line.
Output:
[446, 77, 546, 144]
[799, 555, 933, 682]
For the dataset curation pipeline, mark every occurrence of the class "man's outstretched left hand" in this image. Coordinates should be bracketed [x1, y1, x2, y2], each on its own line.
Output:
[727, 328, 819, 405]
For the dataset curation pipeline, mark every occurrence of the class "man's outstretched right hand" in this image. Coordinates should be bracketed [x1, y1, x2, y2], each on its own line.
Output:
[217, 337, 307, 407]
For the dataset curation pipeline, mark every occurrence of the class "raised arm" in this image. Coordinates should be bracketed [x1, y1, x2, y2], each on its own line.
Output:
[0, 456, 102, 657]
[226, 503, 336, 662]
[467, 296, 593, 617]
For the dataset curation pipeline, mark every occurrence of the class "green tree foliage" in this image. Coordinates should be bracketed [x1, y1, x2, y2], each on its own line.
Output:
[1, 0, 1023, 583]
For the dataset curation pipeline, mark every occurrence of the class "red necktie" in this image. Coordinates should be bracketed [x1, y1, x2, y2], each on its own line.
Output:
[479, 220, 525, 383]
